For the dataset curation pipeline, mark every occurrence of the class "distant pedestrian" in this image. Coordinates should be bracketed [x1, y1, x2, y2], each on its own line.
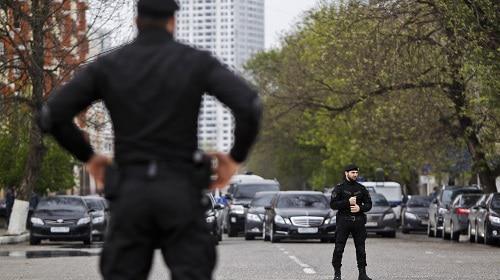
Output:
[5, 187, 15, 227]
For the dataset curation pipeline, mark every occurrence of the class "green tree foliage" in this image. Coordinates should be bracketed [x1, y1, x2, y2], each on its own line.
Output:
[0, 102, 75, 195]
[246, 0, 499, 192]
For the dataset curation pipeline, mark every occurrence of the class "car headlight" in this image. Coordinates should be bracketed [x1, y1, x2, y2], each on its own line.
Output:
[206, 216, 215, 223]
[92, 216, 105, 224]
[489, 215, 500, 225]
[30, 217, 44, 225]
[246, 213, 261, 222]
[438, 208, 447, 215]
[230, 205, 245, 215]
[77, 217, 91, 225]
[325, 216, 336, 225]
[383, 213, 395, 221]
[274, 215, 286, 224]
[404, 212, 418, 220]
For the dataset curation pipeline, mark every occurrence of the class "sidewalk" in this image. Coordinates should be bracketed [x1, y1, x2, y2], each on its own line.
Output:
[0, 228, 29, 245]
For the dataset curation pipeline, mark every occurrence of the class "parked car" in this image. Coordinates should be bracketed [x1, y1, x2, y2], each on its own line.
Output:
[263, 191, 336, 243]
[467, 194, 487, 242]
[0, 199, 6, 226]
[244, 191, 278, 240]
[365, 193, 397, 237]
[224, 179, 280, 237]
[30, 196, 94, 245]
[203, 192, 224, 245]
[471, 193, 500, 245]
[427, 186, 482, 238]
[83, 196, 110, 241]
[442, 193, 483, 241]
[361, 182, 402, 220]
[401, 195, 432, 233]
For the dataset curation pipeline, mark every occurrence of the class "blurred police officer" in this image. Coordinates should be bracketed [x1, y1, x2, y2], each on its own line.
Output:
[40, 0, 262, 279]
[330, 164, 373, 280]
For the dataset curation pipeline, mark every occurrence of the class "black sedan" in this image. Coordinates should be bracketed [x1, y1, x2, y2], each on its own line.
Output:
[473, 192, 500, 245]
[264, 191, 336, 243]
[365, 193, 397, 238]
[442, 193, 482, 241]
[30, 196, 93, 245]
[83, 196, 110, 241]
[203, 193, 224, 245]
[401, 195, 432, 233]
[244, 191, 278, 240]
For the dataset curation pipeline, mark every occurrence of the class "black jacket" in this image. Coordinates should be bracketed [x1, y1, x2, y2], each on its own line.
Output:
[330, 179, 372, 217]
[41, 28, 262, 164]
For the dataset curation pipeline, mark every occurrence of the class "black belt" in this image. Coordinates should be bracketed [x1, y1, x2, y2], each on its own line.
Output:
[118, 151, 212, 179]
[342, 216, 363, 222]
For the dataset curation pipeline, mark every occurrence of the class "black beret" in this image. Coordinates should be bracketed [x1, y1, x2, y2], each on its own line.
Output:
[138, 0, 180, 18]
[344, 164, 359, 172]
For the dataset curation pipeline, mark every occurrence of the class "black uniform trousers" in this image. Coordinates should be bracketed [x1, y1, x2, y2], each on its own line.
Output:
[100, 163, 216, 280]
[331, 215, 367, 269]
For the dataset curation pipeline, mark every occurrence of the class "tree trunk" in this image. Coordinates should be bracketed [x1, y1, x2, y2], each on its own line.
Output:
[8, 0, 47, 234]
[451, 80, 498, 193]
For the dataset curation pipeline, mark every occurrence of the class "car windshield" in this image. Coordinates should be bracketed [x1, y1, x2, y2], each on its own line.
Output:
[84, 199, 104, 210]
[491, 196, 500, 210]
[371, 194, 389, 207]
[251, 194, 275, 207]
[442, 189, 481, 204]
[277, 194, 328, 209]
[36, 197, 86, 212]
[407, 196, 432, 207]
[458, 195, 482, 208]
[234, 184, 279, 199]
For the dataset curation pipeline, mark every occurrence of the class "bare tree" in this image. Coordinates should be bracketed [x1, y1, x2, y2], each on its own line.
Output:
[0, 0, 129, 234]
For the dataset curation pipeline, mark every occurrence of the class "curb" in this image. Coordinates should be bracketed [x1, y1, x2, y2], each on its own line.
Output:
[0, 232, 29, 245]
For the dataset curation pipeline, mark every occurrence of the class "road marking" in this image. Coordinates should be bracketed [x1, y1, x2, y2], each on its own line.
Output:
[275, 245, 317, 275]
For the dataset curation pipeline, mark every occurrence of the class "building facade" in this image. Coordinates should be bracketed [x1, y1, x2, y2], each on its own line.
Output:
[175, 0, 265, 152]
[0, 0, 89, 97]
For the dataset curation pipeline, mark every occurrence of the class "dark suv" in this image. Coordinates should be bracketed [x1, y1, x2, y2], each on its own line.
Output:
[427, 186, 482, 238]
[225, 180, 280, 237]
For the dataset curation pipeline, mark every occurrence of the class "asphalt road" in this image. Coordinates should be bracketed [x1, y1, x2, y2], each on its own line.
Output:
[0, 232, 498, 280]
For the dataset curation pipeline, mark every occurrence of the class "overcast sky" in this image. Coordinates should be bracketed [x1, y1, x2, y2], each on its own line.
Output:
[265, 0, 321, 49]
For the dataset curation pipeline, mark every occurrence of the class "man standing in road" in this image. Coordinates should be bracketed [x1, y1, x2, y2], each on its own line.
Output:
[330, 164, 373, 280]
[39, 0, 262, 279]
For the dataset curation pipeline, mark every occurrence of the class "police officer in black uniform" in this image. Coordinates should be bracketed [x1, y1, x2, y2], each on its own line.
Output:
[39, 0, 262, 279]
[330, 164, 373, 280]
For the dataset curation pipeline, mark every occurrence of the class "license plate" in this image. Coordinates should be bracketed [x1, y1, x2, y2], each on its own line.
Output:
[365, 222, 378, 227]
[298, 227, 318, 234]
[50, 227, 70, 233]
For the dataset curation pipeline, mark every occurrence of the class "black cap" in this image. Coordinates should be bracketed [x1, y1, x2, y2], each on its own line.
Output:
[344, 164, 359, 172]
[137, 0, 179, 18]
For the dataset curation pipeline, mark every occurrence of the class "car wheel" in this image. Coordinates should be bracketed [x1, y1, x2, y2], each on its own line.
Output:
[244, 233, 255, 240]
[451, 222, 459, 242]
[384, 231, 396, 238]
[320, 238, 329, 243]
[29, 235, 40, 246]
[402, 228, 410, 234]
[270, 223, 280, 243]
[443, 222, 450, 240]
[467, 223, 475, 243]
[227, 223, 237, 237]
[83, 233, 93, 245]
[484, 224, 493, 245]
[427, 222, 434, 237]
[475, 223, 484, 243]
[434, 218, 442, 238]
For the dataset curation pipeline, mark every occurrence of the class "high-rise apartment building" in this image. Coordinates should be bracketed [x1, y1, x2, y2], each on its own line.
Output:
[175, 0, 265, 152]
